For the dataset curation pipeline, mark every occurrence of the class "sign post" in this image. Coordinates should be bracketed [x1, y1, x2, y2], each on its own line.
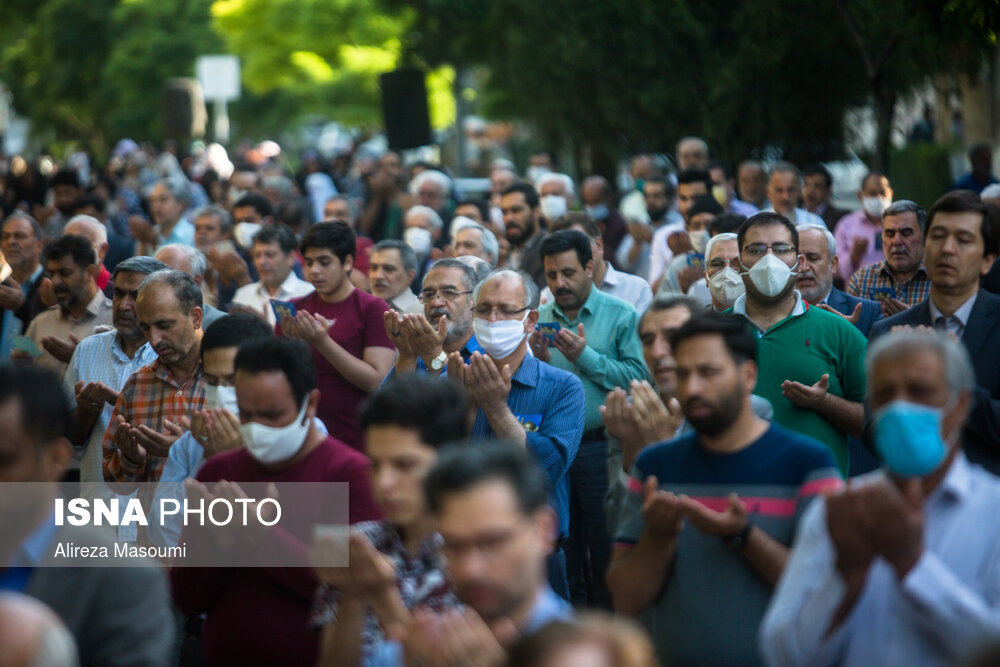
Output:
[196, 55, 241, 144]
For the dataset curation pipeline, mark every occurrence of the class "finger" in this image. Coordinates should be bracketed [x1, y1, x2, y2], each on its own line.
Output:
[178, 416, 192, 431]
[163, 419, 184, 436]
[577, 323, 585, 338]
[69, 333, 80, 344]
[501, 364, 511, 383]
[818, 374, 830, 391]
[665, 396, 682, 417]
[74, 381, 84, 397]
[643, 475, 659, 501]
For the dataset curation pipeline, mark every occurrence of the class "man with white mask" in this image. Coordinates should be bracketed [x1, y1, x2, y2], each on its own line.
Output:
[403, 204, 443, 287]
[834, 172, 894, 283]
[537, 172, 575, 222]
[731, 212, 867, 477]
[170, 336, 381, 666]
[445, 268, 585, 599]
[704, 232, 745, 311]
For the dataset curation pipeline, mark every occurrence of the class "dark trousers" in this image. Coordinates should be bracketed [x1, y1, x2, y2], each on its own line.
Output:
[565, 434, 612, 609]
[547, 546, 569, 601]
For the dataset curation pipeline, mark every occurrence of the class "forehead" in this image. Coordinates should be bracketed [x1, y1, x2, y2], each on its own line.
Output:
[477, 275, 527, 304]
[928, 211, 983, 238]
[641, 306, 690, 335]
[871, 347, 946, 391]
[325, 199, 350, 214]
[690, 212, 715, 227]
[798, 229, 829, 254]
[883, 211, 919, 230]
[365, 425, 432, 457]
[675, 333, 733, 364]
[235, 369, 296, 404]
[424, 266, 466, 288]
[539, 181, 567, 196]
[46, 255, 80, 270]
[436, 479, 522, 527]
[803, 173, 827, 186]
[303, 247, 338, 261]
[155, 249, 189, 271]
[137, 285, 182, 313]
[195, 214, 221, 228]
[500, 191, 528, 207]
[407, 214, 431, 229]
[643, 182, 667, 197]
[456, 227, 482, 243]
[2, 218, 34, 237]
[253, 240, 283, 254]
[744, 222, 794, 245]
[543, 249, 582, 269]
[418, 181, 444, 195]
[769, 171, 798, 187]
[202, 346, 238, 374]
[63, 223, 99, 243]
[862, 175, 890, 192]
[151, 185, 174, 200]
[371, 248, 402, 265]
[677, 182, 708, 195]
[113, 270, 146, 290]
[708, 238, 739, 260]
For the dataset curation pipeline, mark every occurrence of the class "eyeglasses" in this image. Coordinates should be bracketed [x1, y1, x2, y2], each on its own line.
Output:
[707, 257, 742, 270]
[418, 288, 472, 304]
[742, 243, 797, 258]
[473, 305, 530, 319]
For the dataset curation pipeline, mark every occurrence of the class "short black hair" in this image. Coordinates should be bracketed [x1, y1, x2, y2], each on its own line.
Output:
[501, 182, 539, 209]
[44, 234, 96, 269]
[373, 239, 418, 274]
[253, 224, 298, 255]
[424, 442, 550, 516]
[300, 220, 356, 264]
[276, 199, 311, 228]
[234, 338, 316, 408]
[707, 159, 734, 180]
[737, 212, 799, 254]
[803, 164, 833, 189]
[539, 229, 592, 268]
[710, 213, 747, 236]
[233, 192, 273, 218]
[112, 256, 168, 283]
[925, 191, 1000, 257]
[0, 364, 71, 447]
[676, 168, 712, 191]
[74, 192, 106, 215]
[201, 313, 273, 357]
[49, 169, 80, 189]
[642, 174, 675, 197]
[860, 171, 888, 190]
[688, 194, 724, 219]
[549, 212, 600, 239]
[638, 295, 699, 333]
[361, 374, 469, 449]
[670, 311, 758, 365]
[457, 198, 491, 222]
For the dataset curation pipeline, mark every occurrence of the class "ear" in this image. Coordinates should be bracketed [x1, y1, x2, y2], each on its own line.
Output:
[830, 254, 839, 274]
[193, 274, 204, 287]
[857, 190, 864, 203]
[406, 269, 417, 283]
[98, 242, 109, 261]
[305, 388, 321, 423]
[533, 506, 558, 556]
[585, 258, 594, 278]
[190, 305, 203, 331]
[741, 359, 758, 396]
[41, 437, 72, 482]
[342, 254, 354, 275]
[525, 309, 539, 333]
[981, 253, 997, 277]
[85, 263, 98, 280]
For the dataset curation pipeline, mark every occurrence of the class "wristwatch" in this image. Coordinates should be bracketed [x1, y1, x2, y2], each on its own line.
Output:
[723, 518, 754, 551]
[430, 351, 448, 371]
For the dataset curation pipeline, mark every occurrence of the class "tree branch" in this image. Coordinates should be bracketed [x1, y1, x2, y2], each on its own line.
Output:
[833, 0, 874, 77]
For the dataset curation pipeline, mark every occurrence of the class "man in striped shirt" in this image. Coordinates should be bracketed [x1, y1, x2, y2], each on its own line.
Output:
[102, 269, 206, 492]
[607, 313, 842, 666]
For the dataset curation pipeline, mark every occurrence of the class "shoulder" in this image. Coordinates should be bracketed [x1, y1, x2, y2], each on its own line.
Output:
[634, 432, 699, 475]
[354, 288, 390, 312]
[195, 447, 251, 481]
[870, 300, 925, 338]
[761, 423, 839, 471]
[535, 358, 584, 390]
[592, 289, 637, 316]
[314, 436, 372, 477]
[76, 329, 115, 354]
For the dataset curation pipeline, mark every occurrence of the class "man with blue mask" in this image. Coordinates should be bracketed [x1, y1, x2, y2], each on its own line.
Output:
[445, 268, 584, 600]
[581, 175, 628, 263]
[761, 329, 1000, 667]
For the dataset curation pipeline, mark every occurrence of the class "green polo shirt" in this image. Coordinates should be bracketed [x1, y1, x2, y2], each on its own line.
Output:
[539, 287, 651, 430]
[731, 292, 867, 475]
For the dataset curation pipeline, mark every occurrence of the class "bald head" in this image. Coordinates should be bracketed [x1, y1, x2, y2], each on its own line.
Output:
[64, 215, 108, 266]
[0, 593, 78, 667]
[581, 176, 612, 207]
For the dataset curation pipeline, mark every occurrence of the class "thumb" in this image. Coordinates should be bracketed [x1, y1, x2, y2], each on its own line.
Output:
[644, 475, 659, 500]
[69, 333, 80, 344]
[75, 380, 84, 394]
[666, 397, 682, 416]
[437, 314, 448, 338]
[728, 493, 747, 513]
[163, 419, 183, 436]
[577, 323, 585, 338]
[818, 373, 830, 390]
[502, 364, 512, 382]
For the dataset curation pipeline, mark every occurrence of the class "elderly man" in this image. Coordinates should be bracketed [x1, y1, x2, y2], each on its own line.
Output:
[410, 169, 454, 221]
[133, 178, 194, 255]
[847, 200, 932, 317]
[761, 329, 1000, 667]
[834, 172, 895, 282]
[403, 204, 445, 287]
[369, 239, 422, 314]
[0, 213, 47, 361]
[765, 162, 826, 227]
[704, 232, 744, 311]
[537, 172, 575, 222]
[154, 244, 226, 328]
[796, 224, 882, 337]
[453, 220, 500, 265]
[676, 136, 709, 170]
[64, 215, 112, 296]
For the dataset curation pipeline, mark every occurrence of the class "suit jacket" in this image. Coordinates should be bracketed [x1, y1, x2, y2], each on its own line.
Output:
[826, 287, 882, 337]
[820, 204, 850, 232]
[869, 290, 1000, 472]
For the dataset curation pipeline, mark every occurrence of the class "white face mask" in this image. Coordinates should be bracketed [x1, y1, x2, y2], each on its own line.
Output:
[404, 227, 433, 258]
[204, 384, 240, 416]
[690, 230, 710, 255]
[743, 253, 797, 298]
[862, 195, 891, 218]
[234, 222, 262, 249]
[473, 312, 529, 360]
[708, 267, 745, 309]
[540, 195, 568, 221]
[240, 401, 310, 464]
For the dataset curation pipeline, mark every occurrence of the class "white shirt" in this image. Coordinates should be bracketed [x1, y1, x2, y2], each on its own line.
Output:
[648, 221, 688, 287]
[387, 288, 423, 315]
[540, 262, 653, 315]
[760, 453, 1000, 667]
[929, 293, 978, 338]
[231, 272, 315, 326]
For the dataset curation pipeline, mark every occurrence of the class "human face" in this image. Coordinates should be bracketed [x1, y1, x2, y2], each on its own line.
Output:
[53, 184, 80, 216]
[802, 174, 830, 211]
[369, 248, 413, 301]
[642, 181, 670, 221]
[324, 198, 353, 225]
[235, 369, 317, 429]
[366, 425, 437, 528]
[253, 241, 295, 290]
[543, 250, 593, 314]
[539, 180, 570, 212]
[46, 255, 92, 312]
[861, 174, 893, 203]
[194, 214, 226, 249]
[740, 223, 801, 302]
[640, 306, 692, 396]
[203, 346, 238, 388]
[112, 271, 146, 340]
[738, 164, 765, 206]
[688, 212, 715, 235]
[501, 192, 538, 246]
[418, 182, 447, 212]
[924, 211, 995, 294]
[705, 239, 740, 278]
[422, 266, 474, 346]
[473, 275, 537, 330]
[233, 205, 263, 225]
[303, 247, 352, 298]
[454, 203, 483, 224]
[150, 184, 184, 227]
[0, 218, 42, 272]
[136, 285, 202, 365]
[882, 211, 924, 275]
[766, 171, 801, 216]
[454, 227, 490, 262]
[674, 334, 754, 436]
[677, 182, 709, 223]
[796, 228, 835, 304]
[677, 140, 708, 170]
[437, 480, 553, 623]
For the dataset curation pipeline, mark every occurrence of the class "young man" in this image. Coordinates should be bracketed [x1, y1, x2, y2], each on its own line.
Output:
[607, 313, 841, 666]
[313, 374, 470, 665]
[501, 183, 547, 288]
[230, 224, 314, 325]
[170, 337, 381, 666]
[278, 221, 396, 450]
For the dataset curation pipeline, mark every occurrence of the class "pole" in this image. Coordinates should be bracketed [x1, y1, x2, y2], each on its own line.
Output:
[214, 98, 230, 144]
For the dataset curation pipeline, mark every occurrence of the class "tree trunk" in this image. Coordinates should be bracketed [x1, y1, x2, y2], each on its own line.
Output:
[872, 74, 897, 172]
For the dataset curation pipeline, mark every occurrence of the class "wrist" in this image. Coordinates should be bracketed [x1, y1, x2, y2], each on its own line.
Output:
[722, 517, 753, 550]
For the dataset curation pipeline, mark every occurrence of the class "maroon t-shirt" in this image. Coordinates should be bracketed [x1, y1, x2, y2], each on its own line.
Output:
[277, 288, 394, 451]
[170, 436, 382, 667]
[354, 236, 374, 274]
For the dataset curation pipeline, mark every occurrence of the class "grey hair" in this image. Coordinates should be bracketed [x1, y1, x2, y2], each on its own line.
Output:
[154, 176, 191, 205]
[769, 161, 802, 184]
[409, 169, 452, 198]
[325, 194, 357, 220]
[1, 211, 44, 239]
[536, 172, 575, 197]
[192, 205, 233, 233]
[405, 205, 444, 230]
[373, 239, 418, 274]
[796, 223, 838, 257]
[138, 269, 203, 312]
[454, 255, 494, 284]
[261, 174, 293, 196]
[638, 295, 699, 333]
[883, 200, 927, 233]
[677, 136, 709, 156]
[867, 329, 975, 398]
[473, 268, 540, 310]
[65, 215, 108, 245]
[155, 243, 207, 279]
[705, 232, 738, 262]
[455, 222, 499, 264]
[111, 256, 169, 282]
[425, 257, 478, 293]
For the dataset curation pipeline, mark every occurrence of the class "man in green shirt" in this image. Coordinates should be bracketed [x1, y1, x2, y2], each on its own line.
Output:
[730, 212, 866, 475]
[530, 228, 650, 608]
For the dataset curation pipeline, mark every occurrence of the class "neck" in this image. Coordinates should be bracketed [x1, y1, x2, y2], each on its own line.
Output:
[503, 583, 547, 637]
[592, 258, 607, 286]
[517, 230, 539, 251]
[894, 444, 959, 499]
[264, 275, 288, 296]
[160, 218, 179, 235]
[930, 284, 978, 317]
[866, 212, 882, 226]
[711, 298, 726, 312]
[318, 280, 354, 304]
[888, 264, 918, 285]
[745, 290, 797, 330]
[444, 327, 474, 355]
[166, 343, 201, 385]
[11, 261, 38, 284]
[700, 408, 767, 454]
[490, 340, 528, 375]
[398, 515, 436, 554]
[118, 332, 145, 358]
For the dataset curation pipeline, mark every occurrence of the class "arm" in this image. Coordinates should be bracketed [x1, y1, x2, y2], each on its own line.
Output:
[312, 336, 396, 393]
[741, 525, 789, 586]
[483, 403, 529, 447]
[607, 537, 677, 617]
[569, 315, 651, 392]
[524, 373, 585, 486]
[100, 382, 148, 493]
[318, 596, 365, 667]
[811, 394, 865, 438]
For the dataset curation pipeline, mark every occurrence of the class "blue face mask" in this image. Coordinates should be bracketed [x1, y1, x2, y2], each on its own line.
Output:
[874, 400, 950, 477]
[585, 204, 609, 220]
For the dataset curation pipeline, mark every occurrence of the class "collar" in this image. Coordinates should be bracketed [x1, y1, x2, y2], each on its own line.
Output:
[552, 286, 596, 324]
[21, 264, 43, 291]
[84, 288, 109, 318]
[600, 262, 620, 288]
[813, 202, 829, 216]
[511, 352, 541, 389]
[112, 332, 152, 363]
[9, 511, 58, 567]
[523, 585, 573, 635]
[877, 260, 928, 281]
[390, 289, 420, 311]
[731, 289, 808, 319]
[934, 450, 974, 503]
[929, 292, 978, 328]
[152, 357, 203, 389]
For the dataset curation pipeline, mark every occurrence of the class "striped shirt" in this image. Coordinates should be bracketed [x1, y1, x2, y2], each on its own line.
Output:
[102, 357, 206, 492]
[614, 423, 842, 666]
[847, 260, 931, 307]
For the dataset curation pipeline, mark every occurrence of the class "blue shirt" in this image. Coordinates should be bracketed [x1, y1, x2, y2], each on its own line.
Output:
[0, 512, 58, 592]
[471, 354, 585, 537]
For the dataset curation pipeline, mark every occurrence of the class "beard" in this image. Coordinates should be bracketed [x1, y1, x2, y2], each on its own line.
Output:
[684, 381, 745, 436]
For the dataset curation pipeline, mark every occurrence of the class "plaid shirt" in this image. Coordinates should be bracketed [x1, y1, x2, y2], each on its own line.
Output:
[847, 261, 932, 307]
[102, 357, 205, 492]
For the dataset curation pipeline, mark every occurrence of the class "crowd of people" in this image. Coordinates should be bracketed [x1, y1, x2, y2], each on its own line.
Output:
[1, 134, 1000, 666]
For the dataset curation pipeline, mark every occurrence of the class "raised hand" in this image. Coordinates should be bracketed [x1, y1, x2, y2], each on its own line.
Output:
[679, 493, 748, 537]
[641, 475, 684, 540]
[781, 374, 830, 409]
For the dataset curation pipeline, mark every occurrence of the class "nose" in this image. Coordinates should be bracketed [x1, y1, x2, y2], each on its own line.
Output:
[651, 334, 670, 360]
